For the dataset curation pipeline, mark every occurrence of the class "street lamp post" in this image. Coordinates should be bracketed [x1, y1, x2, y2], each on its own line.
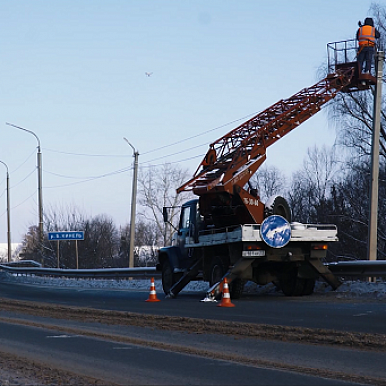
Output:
[0, 161, 11, 262]
[6, 123, 44, 253]
[124, 138, 139, 268]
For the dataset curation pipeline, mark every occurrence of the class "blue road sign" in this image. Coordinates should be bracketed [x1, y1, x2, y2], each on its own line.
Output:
[48, 231, 84, 241]
[260, 215, 291, 248]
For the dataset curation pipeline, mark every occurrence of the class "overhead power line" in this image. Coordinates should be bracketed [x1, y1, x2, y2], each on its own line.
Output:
[141, 111, 259, 155]
[43, 148, 131, 158]
[42, 111, 260, 159]
[24, 112, 261, 189]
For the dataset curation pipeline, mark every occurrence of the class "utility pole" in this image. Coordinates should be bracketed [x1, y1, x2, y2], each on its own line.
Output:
[367, 51, 385, 261]
[6, 123, 44, 262]
[37, 143, 43, 247]
[0, 161, 11, 262]
[124, 138, 139, 268]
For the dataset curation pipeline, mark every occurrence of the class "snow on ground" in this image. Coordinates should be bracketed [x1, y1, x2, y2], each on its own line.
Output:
[2, 272, 386, 300]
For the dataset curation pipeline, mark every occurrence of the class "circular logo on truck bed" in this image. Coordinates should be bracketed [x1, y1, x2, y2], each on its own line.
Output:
[260, 215, 291, 248]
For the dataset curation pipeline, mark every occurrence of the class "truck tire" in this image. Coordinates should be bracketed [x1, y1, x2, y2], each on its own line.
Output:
[209, 258, 225, 286]
[162, 261, 176, 294]
[301, 278, 316, 295]
[229, 279, 245, 299]
[209, 258, 226, 300]
[280, 274, 315, 296]
[264, 196, 292, 222]
[279, 268, 304, 296]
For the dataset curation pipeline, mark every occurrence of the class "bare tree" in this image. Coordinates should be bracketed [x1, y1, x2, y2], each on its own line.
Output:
[20, 225, 41, 262]
[138, 163, 192, 246]
[288, 170, 314, 223]
[80, 214, 119, 268]
[288, 145, 341, 224]
[21, 206, 120, 268]
[119, 219, 161, 266]
[249, 164, 288, 203]
[303, 145, 341, 201]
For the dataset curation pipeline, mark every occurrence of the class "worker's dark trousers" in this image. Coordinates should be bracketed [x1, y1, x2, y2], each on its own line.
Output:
[358, 46, 375, 73]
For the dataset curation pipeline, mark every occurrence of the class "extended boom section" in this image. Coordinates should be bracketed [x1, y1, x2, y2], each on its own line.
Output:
[178, 67, 355, 226]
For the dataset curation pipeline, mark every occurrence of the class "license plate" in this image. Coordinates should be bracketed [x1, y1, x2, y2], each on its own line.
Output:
[242, 250, 265, 257]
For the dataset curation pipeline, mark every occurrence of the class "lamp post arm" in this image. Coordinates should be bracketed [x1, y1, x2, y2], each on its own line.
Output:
[123, 137, 135, 153]
[0, 160, 8, 175]
[6, 122, 41, 150]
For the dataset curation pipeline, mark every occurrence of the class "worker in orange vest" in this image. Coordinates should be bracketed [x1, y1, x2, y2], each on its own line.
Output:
[356, 17, 380, 74]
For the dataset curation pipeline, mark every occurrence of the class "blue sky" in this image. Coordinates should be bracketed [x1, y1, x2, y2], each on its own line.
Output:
[0, 0, 373, 243]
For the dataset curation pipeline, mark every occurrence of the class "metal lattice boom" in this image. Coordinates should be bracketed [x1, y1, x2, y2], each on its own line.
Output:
[178, 68, 355, 196]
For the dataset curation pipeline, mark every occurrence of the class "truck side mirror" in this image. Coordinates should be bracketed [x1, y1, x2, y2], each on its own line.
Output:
[162, 207, 168, 223]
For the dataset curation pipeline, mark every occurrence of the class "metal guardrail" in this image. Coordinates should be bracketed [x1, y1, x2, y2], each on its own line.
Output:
[2, 260, 42, 268]
[1, 260, 386, 281]
[0, 264, 160, 279]
[326, 260, 386, 277]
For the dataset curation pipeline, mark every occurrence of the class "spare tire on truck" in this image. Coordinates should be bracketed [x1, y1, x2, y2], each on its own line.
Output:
[264, 195, 292, 222]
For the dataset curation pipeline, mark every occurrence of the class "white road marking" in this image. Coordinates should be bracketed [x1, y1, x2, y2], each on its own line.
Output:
[46, 335, 79, 338]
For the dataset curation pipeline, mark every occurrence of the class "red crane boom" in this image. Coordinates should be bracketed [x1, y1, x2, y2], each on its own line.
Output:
[178, 42, 375, 227]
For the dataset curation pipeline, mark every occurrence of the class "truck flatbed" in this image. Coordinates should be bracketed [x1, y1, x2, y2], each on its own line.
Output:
[186, 222, 338, 248]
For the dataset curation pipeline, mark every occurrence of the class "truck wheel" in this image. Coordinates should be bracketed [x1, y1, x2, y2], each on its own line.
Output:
[162, 261, 175, 294]
[209, 258, 225, 300]
[301, 278, 316, 295]
[229, 279, 245, 299]
[209, 258, 225, 286]
[264, 196, 292, 222]
[279, 268, 304, 296]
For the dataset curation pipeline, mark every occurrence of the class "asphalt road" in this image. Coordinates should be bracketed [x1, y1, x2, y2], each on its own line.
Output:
[0, 280, 385, 334]
[0, 317, 369, 385]
[0, 280, 385, 384]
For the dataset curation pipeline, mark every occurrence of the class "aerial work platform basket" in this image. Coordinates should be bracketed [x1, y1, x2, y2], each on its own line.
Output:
[327, 39, 376, 92]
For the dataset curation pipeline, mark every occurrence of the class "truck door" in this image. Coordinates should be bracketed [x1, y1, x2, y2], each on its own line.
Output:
[177, 203, 195, 268]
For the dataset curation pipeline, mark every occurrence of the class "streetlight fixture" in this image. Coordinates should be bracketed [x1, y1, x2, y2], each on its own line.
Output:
[0, 160, 11, 262]
[6, 123, 44, 252]
[123, 137, 139, 268]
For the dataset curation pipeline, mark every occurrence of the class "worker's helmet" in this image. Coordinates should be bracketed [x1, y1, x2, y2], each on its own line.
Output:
[364, 17, 374, 26]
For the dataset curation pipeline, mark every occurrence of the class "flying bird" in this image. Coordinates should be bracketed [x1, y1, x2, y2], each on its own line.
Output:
[145, 72, 153, 77]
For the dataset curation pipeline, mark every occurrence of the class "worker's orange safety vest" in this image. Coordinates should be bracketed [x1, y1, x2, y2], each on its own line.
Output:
[358, 25, 376, 47]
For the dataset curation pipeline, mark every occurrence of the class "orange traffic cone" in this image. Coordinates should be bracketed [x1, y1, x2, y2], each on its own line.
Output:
[146, 277, 160, 302]
[217, 278, 235, 307]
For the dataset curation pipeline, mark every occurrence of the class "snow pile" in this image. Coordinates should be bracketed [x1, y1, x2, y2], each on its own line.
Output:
[1, 272, 386, 299]
[328, 280, 386, 300]
[0, 272, 207, 293]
